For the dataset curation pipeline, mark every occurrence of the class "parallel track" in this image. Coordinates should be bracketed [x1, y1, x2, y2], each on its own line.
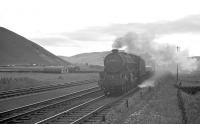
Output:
[0, 79, 97, 99]
[36, 87, 140, 124]
[0, 86, 102, 124]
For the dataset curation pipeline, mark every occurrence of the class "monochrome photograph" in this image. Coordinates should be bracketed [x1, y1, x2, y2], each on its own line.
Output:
[0, 0, 200, 123]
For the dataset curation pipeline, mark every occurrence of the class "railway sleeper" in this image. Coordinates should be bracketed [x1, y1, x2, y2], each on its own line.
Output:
[35, 112, 46, 115]
[78, 110, 93, 113]
[84, 120, 98, 123]
[67, 116, 84, 119]
[34, 113, 45, 115]
[50, 119, 66, 122]
[16, 118, 28, 121]
[95, 114, 107, 117]
[70, 111, 88, 115]
[64, 116, 80, 119]
[93, 116, 104, 120]
[17, 117, 30, 120]
[30, 113, 43, 116]
[8, 120, 22, 123]
[37, 110, 48, 113]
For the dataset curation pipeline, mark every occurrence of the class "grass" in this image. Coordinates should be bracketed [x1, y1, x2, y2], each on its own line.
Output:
[97, 73, 182, 124]
[180, 72, 200, 124]
[0, 77, 42, 91]
[0, 72, 99, 91]
[181, 92, 200, 124]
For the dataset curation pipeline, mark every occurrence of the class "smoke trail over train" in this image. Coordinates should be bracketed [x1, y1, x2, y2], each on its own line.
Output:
[112, 32, 198, 73]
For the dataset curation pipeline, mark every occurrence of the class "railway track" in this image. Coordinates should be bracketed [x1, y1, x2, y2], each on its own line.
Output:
[0, 79, 97, 99]
[36, 87, 140, 124]
[0, 86, 102, 124]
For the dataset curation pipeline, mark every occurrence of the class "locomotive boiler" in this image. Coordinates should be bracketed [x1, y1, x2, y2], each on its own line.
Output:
[98, 49, 146, 95]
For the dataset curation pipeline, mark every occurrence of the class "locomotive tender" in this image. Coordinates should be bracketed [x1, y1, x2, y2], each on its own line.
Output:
[99, 49, 147, 95]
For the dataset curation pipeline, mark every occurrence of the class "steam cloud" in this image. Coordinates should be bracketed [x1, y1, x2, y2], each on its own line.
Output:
[112, 32, 198, 73]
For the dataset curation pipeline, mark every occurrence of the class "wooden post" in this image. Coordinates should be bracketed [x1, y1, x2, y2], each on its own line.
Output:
[102, 115, 106, 122]
[126, 99, 129, 108]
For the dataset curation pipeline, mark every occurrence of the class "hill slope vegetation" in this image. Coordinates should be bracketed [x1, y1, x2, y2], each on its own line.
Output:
[60, 51, 111, 66]
[0, 27, 69, 65]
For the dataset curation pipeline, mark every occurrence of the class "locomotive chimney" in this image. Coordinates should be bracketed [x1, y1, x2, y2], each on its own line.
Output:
[112, 49, 119, 53]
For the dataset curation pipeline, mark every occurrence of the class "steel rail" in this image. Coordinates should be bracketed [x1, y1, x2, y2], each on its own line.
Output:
[71, 87, 140, 124]
[35, 95, 105, 124]
[36, 87, 140, 124]
[0, 86, 101, 123]
[0, 79, 97, 99]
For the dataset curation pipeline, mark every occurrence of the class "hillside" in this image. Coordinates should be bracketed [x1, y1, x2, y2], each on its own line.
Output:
[60, 50, 154, 66]
[0, 27, 70, 65]
[60, 51, 111, 66]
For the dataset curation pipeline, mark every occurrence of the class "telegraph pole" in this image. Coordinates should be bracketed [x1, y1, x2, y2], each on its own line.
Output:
[176, 46, 180, 83]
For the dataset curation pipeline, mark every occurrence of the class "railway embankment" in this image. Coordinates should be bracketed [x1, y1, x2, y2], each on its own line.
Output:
[98, 73, 183, 124]
[181, 92, 200, 124]
[122, 73, 183, 124]
[178, 85, 200, 124]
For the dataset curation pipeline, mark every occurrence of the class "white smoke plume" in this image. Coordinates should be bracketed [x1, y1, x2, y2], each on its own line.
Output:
[112, 32, 198, 73]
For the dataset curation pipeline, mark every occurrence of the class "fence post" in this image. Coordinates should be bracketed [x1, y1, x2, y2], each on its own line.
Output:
[125, 99, 129, 108]
[102, 115, 106, 122]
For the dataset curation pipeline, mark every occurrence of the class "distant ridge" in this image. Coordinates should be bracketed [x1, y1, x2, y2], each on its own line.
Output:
[0, 27, 70, 65]
[60, 50, 154, 66]
[60, 51, 111, 66]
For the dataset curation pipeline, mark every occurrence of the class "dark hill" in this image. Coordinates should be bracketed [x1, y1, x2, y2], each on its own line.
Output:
[60, 51, 111, 66]
[0, 27, 70, 65]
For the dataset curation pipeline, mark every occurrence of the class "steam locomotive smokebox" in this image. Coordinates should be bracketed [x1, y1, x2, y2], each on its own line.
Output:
[112, 49, 119, 53]
[99, 49, 148, 96]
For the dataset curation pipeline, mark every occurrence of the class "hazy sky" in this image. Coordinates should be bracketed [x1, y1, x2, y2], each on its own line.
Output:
[1, 0, 200, 56]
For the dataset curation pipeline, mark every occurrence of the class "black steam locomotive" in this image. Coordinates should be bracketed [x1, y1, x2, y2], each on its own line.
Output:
[98, 49, 148, 95]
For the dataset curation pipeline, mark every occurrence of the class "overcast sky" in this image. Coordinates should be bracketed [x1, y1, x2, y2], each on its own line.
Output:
[1, 0, 200, 56]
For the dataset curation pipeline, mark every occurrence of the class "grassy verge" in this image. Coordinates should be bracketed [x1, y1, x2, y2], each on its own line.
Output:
[180, 72, 200, 124]
[0, 72, 98, 91]
[97, 73, 182, 124]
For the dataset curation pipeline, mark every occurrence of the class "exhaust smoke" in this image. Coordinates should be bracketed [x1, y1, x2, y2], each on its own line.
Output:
[112, 32, 198, 73]
[139, 80, 155, 88]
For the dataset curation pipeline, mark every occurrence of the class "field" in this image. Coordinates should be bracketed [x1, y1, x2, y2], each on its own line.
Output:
[0, 72, 99, 91]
